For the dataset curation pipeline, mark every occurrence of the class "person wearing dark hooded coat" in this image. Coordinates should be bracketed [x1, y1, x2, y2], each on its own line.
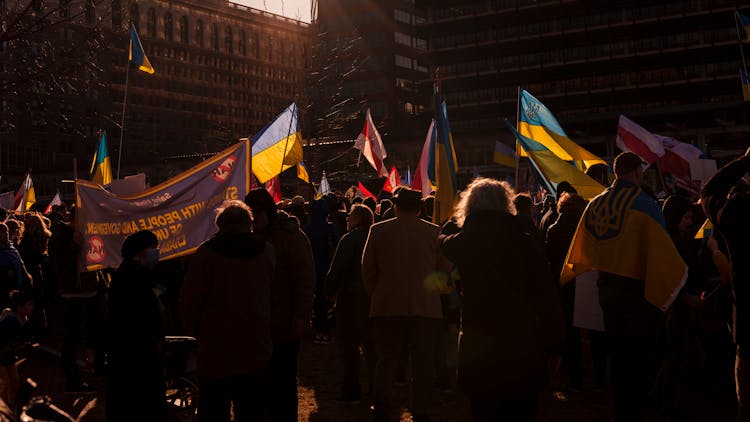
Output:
[180, 200, 275, 421]
[106, 230, 165, 421]
[303, 199, 336, 344]
[439, 178, 564, 422]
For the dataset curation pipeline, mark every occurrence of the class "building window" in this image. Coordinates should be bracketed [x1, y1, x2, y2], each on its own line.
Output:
[225, 26, 233, 53]
[395, 54, 413, 69]
[211, 24, 219, 50]
[179, 16, 188, 44]
[147, 8, 156, 37]
[394, 9, 412, 24]
[238, 30, 246, 56]
[196, 20, 204, 47]
[395, 32, 412, 47]
[85, 0, 95, 24]
[129, 3, 139, 28]
[164, 13, 173, 41]
[111, 0, 122, 28]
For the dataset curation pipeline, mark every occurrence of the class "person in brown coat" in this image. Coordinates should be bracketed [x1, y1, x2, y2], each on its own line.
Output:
[362, 188, 448, 422]
[181, 200, 275, 421]
[244, 188, 315, 422]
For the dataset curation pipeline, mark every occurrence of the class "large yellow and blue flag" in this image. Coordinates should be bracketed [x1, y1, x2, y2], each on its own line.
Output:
[518, 90, 606, 169]
[90, 131, 113, 186]
[507, 121, 605, 200]
[252, 103, 303, 184]
[429, 87, 458, 224]
[129, 23, 155, 74]
[737, 11, 750, 42]
[561, 179, 687, 311]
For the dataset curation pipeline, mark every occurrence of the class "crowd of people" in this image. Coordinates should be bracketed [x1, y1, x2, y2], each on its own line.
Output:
[0, 148, 746, 421]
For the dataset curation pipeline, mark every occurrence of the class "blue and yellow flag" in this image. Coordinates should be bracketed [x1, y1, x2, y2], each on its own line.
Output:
[737, 11, 750, 42]
[129, 23, 155, 74]
[493, 141, 517, 168]
[90, 131, 113, 186]
[694, 219, 713, 239]
[518, 90, 606, 169]
[252, 103, 303, 184]
[507, 121, 605, 200]
[741, 68, 750, 101]
[297, 161, 310, 183]
[430, 87, 458, 224]
[561, 180, 687, 311]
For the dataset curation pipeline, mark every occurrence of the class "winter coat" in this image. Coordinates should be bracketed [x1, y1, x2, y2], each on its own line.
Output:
[260, 211, 315, 343]
[181, 231, 274, 377]
[440, 210, 564, 395]
[546, 209, 584, 281]
[701, 155, 750, 350]
[48, 223, 98, 296]
[362, 215, 446, 319]
[107, 259, 165, 420]
[325, 226, 368, 297]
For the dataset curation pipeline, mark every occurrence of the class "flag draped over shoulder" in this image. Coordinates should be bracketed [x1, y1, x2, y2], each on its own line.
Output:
[90, 131, 113, 186]
[252, 103, 303, 184]
[518, 90, 606, 169]
[296, 161, 310, 183]
[493, 141, 517, 168]
[129, 23, 155, 74]
[412, 119, 435, 198]
[354, 108, 388, 177]
[13, 174, 35, 213]
[508, 122, 605, 200]
[561, 180, 687, 311]
[431, 89, 458, 224]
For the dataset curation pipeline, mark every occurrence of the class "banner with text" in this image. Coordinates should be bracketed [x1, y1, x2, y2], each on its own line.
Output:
[77, 140, 250, 271]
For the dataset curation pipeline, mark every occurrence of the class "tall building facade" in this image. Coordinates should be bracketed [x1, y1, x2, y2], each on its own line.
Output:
[418, 0, 750, 168]
[0, 0, 311, 197]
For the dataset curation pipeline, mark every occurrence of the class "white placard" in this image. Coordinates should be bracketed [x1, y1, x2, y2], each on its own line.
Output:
[573, 270, 605, 332]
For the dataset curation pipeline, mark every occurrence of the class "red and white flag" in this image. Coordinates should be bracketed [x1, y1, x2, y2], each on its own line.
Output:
[616, 115, 665, 165]
[382, 166, 402, 193]
[265, 176, 282, 203]
[44, 191, 63, 214]
[357, 181, 377, 200]
[412, 119, 434, 198]
[354, 108, 388, 177]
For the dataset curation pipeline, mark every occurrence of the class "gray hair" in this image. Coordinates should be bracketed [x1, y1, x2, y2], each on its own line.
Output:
[453, 177, 516, 226]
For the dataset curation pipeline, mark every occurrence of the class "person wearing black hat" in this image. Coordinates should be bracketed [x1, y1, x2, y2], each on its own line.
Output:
[106, 230, 165, 421]
[244, 188, 314, 422]
[362, 188, 449, 422]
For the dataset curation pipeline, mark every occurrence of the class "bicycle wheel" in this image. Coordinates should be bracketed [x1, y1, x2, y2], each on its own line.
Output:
[165, 376, 199, 422]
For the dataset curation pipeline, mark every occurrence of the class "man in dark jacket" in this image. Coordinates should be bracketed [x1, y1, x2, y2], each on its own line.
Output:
[245, 189, 315, 422]
[539, 181, 578, 235]
[701, 147, 750, 421]
[107, 230, 165, 421]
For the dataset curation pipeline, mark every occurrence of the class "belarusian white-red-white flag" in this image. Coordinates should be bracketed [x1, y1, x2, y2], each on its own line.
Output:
[616, 115, 665, 165]
[44, 191, 62, 214]
[412, 119, 435, 198]
[354, 108, 388, 177]
[382, 166, 401, 193]
[265, 176, 282, 203]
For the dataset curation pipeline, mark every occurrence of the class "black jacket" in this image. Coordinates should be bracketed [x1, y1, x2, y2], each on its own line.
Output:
[440, 210, 564, 395]
[325, 226, 368, 297]
[701, 155, 750, 349]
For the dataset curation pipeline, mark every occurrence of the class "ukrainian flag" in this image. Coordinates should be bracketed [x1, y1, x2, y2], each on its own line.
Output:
[297, 161, 310, 183]
[741, 68, 750, 101]
[90, 131, 113, 186]
[561, 180, 687, 311]
[737, 11, 750, 42]
[129, 23, 155, 74]
[493, 141, 517, 168]
[518, 90, 606, 169]
[252, 103, 303, 184]
[694, 219, 713, 239]
[507, 121, 605, 200]
[430, 87, 458, 224]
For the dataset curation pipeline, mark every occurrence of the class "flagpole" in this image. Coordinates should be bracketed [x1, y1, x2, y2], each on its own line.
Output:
[514, 85, 521, 190]
[117, 36, 132, 180]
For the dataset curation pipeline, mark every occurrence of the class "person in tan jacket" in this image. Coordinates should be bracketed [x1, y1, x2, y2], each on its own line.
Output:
[362, 188, 447, 422]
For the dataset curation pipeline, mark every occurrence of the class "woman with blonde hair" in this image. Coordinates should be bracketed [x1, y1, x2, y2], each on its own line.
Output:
[439, 177, 564, 422]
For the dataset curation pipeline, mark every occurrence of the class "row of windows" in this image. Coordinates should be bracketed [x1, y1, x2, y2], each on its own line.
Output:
[395, 32, 427, 49]
[395, 55, 428, 72]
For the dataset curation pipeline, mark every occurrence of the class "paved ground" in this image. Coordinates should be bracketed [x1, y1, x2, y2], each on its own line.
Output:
[18, 332, 738, 421]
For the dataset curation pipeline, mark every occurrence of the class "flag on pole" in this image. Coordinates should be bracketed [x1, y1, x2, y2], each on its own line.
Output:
[616, 115, 665, 165]
[44, 191, 62, 214]
[90, 131, 113, 186]
[493, 141, 517, 168]
[382, 166, 401, 193]
[354, 108, 388, 177]
[431, 87, 458, 224]
[129, 23, 155, 74]
[741, 68, 750, 101]
[265, 176, 282, 203]
[405, 166, 412, 187]
[518, 89, 606, 169]
[13, 173, 35, 213]
[357, 181, 376, 200]
[297, 161, 310, 183]
[319, 171, 331, 196]
[737, 11, 750, 42]
[412, 119, 435, 198]
[252, 103, 303, 183]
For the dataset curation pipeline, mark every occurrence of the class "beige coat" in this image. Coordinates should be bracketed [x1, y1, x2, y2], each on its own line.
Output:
[362, 216, 445, 319]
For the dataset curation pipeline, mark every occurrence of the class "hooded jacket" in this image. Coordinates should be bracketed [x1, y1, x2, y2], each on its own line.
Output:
[181, 230, 274, 377]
